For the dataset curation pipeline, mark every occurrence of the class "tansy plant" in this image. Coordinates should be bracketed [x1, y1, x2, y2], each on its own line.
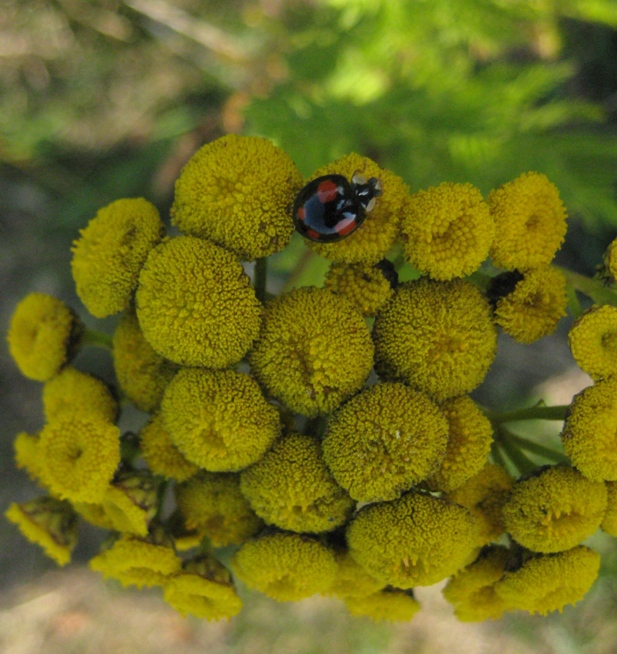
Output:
[6, 133, 617, 624]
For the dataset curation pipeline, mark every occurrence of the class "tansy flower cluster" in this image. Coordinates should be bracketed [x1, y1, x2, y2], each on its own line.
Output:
[6, 134, 617, 624]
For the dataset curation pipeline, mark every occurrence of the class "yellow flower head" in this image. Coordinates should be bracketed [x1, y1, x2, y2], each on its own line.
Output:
[175, 472, 263, 547]
[231, 531, 338, 601]
[171, 135, 303, 261]
[502, 465, 607, 553]
[240, 432, 354, 533]
[346, 491, 478, 588]
[494, 546, 600, 615]
[488, 172, 567, 271]
[327, 549, 385, 599]
[164, 555, 242, 621]
[561, 378, 617, 481]
[139, 413, 199, 482]
[303, 153, 411, 264]
[322, 382, 449, 502]
[569, 305, 617, 381]
[401, 182, 494, 280]
[73, 502, 115, 530]
[136, 236, 262, 368]
[112, 311, 178, 412]
[90, 533, 182, 589]
[71, 198, 164, 318]
[344, 588, 421, 623]
[5, 497, 77, 566]
[426, 395, 494, 493]
[42, 366, 118, 424]
[601, 481, 617, 536]
[443, 546, 510, 622]
[602, 236, 617, 282]
[492, 266, 568, 344]
[161, 368, 280, 472]
[38, 415, 120, 503]
[447, 463, 513, 546]
[323, 260, 396, 317]
[7, 292, 84, 381]
[373, 278, 498, 401]
[14, 431, 45, 484]
[248, 286, 374, 417]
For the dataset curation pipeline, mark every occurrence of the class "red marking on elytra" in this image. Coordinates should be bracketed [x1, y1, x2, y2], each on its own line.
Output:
[335, 218, 357, 236]
[297, 206, 306, 221]
[317, 180, 339, 203]
[306, 228, 320, 239]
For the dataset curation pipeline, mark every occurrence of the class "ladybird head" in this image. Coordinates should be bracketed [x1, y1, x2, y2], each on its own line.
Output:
[351, 172, 382, 212]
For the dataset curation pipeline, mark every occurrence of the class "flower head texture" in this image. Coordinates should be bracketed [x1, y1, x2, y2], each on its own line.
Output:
[502, 465, 607, 553]
[240, 432, 354, 532]
[401, 182, 494, 280]
[603, 236, 617, 282]
[112, 311, 178, 412]
[231, 531, 338, 601]
[5, 497, 77, 566]
[493, 266, 568, 343]
[322, 382, 449, 502]
[161, 368, 280, 472]
[601, 481, 617, 536]
[569, 305, 617, 381]
[71, 198, 164, 317]
[344, 588, 421, 623]
[248, 286, 374, 417]
[327, 549, 385, 599]
[561, 378, 617, 481]
[323, 261, 396, 317]
[488, 172, 567, 270]
[7, 292, 84, 381]
[171, 135, 303, 260]
[175, 472, 263, 547]
[426, 395, 493, 493]
[373, 278, 497, 401]
[346, 491, 477, 588]
[494, 546, 600, 615]
[304, 153, 411, 264]
[14, 431, 45, 484]
[136, 236, 262, 368]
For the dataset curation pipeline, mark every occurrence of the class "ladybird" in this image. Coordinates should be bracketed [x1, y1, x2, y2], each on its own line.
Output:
[292, 172, 382, 242]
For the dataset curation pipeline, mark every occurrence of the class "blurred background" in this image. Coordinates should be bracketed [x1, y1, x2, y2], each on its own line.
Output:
[2, 1, 617, 651]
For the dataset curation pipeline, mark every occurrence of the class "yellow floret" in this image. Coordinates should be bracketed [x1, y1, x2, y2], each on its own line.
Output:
[161, 368, 280, 472]
[427, 395, 494, 493]
[488, 172, 567, 271]
[493, 546, 600, 615]
[322, 382, 449, 502]
[326, 549, 385, 599]
[42, 366, 118, 423]
[71, 198, 164, 318]
[569, 305, 617, 381]
[38, 415, 120, 503]
[136, 236, 262, 368]
[175, 472, 263, 547]
[5, 497, 77, 566]
[240, 432, 354, 532]
[344, 588, 421, 623]
[561, 378, 617, 481]
[7, 292, 84, 381]
[231, 531, 338, 601]
[112, 311, 178, 412]
[248, 286, 374, 417]
[401, 182, 494, 280]
[601, 481, 617, 536]
[373, 278, 498, 401]
[304, 153, 411, 264]
[171, 134, 303, 261]
[323, 261, 396, 317]
[502, 465, 607, 553]
[139, 413, 199, 482]
[603, 236, 617, 282]
[346, 492, 478, 588]
[494, 266, 568, 343]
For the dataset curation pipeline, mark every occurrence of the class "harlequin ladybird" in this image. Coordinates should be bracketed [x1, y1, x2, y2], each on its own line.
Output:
[292, 172, 382, 242]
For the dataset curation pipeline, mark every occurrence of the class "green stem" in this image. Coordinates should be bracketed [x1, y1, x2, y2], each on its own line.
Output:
[254, 257, 268, 303]
[507, 433, 569, 464]
[558, 266, 617, 307]
[483, 404, 569, 424]
[155, 480, 169, 519]
[490, 440, 509, 469]
[495, 429, 537, 476]
[467, 270, 493, 293]
[83, 327, 113, 349]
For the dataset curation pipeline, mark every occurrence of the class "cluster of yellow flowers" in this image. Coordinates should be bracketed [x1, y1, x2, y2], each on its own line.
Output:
[6, 134, 617, 624]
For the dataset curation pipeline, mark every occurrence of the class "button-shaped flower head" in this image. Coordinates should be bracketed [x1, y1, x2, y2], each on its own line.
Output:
[401, 182, 494, 280]
[171, 134, 303, 261]
[322, 382, 449, 502]
[569, 305, 617, 381]
[161, 368, 280, 472]
[373, 278, 497, 401]
[71, 198, 164, 318]
[488, 172, 567, 271]
[136, 236, 262, 368]
[343, 588, 421, 623]
[248, 286, 374, 417]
